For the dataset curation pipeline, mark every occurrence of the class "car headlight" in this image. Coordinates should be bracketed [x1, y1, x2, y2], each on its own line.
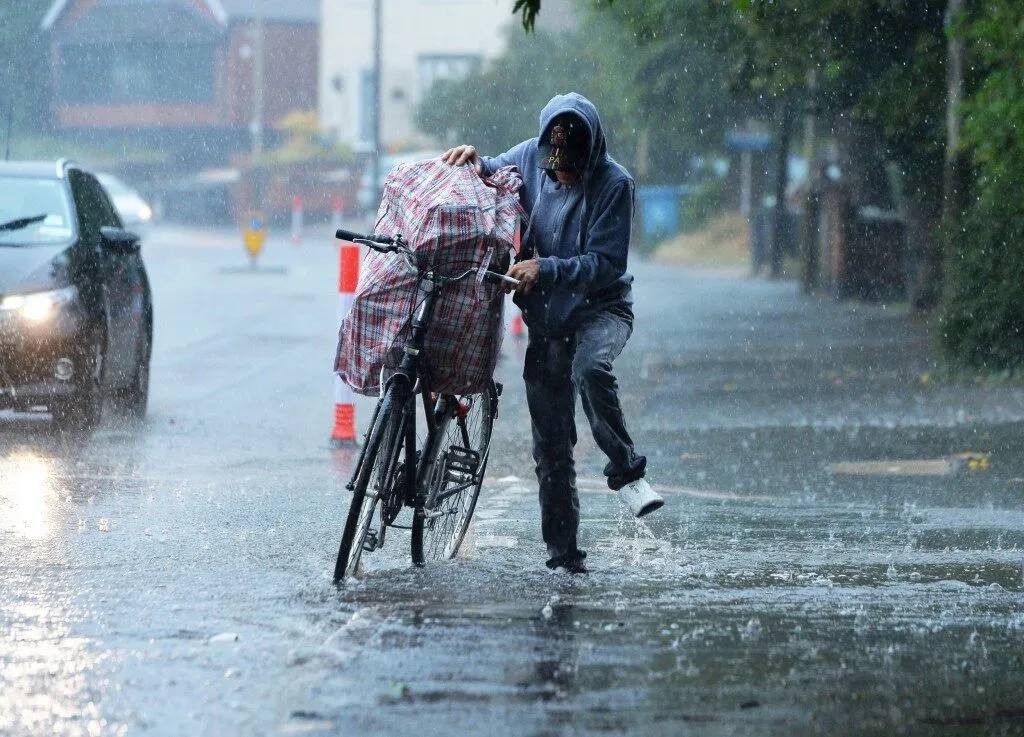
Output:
[0, 286, 77, 323]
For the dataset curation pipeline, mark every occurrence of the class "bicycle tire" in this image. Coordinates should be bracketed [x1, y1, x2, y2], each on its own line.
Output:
[334, 387, 405, 581]
[411, 381, 497, 564]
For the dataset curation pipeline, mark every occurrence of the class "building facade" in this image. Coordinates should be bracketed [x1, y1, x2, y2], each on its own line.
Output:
[318, 0, 514, 152]
[42, 0, 319, 165]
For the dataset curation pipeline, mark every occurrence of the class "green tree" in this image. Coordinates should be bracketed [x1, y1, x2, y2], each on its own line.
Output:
[940, 0, 1024, 368]
[417, 2, 745, 184]
[518, 0, 1024, 367]
[715, 1, 947, 299]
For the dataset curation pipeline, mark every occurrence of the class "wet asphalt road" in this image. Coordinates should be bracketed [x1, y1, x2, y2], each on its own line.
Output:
[2, 224, 1024, 736]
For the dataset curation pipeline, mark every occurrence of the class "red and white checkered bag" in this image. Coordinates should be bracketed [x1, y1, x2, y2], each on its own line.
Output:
[335, 159, 523, 396]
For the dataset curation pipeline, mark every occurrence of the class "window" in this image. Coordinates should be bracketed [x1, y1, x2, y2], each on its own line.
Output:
[417, 54, 481, 96]
[0, 177, 74, 246]
[59, 42, 215, 104]
[70, 171, 120, 242]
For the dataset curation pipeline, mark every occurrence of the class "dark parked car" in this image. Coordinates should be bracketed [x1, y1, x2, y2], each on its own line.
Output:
[0, 160, 152, 432]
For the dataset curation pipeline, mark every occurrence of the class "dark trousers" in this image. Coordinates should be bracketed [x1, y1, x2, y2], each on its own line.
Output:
[524, 310, 647, 565]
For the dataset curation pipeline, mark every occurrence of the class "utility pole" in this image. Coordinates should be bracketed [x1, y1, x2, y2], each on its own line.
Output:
[371, 0, 383, 205]
[252, 5, 265, 157]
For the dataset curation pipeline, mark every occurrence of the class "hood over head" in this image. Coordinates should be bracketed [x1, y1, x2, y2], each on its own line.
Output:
[538, 93, 607, 177]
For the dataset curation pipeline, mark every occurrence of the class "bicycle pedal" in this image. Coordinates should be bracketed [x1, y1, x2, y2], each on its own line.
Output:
[420, 509, 446, 521]
[362, 529, 380, 552]
[444, 446, 480, 477]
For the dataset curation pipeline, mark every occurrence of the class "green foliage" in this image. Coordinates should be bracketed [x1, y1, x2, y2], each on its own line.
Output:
[417, 1, 745, 185]
[508, 0, 1024, 367]
[681, 177, 728, 234]
[416, 27, 594, 157]
[513, 0, 543, 30]
[514, 0, 614, 30]
[726, 0, 947, 199]
[606, 0, 750, 166]
[941, 0, 1024, 369]
[256, 110, 354, 167]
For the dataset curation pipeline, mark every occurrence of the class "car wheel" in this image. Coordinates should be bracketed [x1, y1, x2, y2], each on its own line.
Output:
[119, 327, 150, 421]
[51, 332, 105, 435]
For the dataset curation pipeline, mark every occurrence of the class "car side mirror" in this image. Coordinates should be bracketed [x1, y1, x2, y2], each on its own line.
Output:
[100, 226, 141, 254]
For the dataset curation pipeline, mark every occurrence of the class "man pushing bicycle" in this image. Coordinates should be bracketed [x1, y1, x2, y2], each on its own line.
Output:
[443, 92, 663, 574]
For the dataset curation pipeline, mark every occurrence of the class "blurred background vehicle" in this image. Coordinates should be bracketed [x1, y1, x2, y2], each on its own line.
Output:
[0, 160, 152, 433]
[97, 172, 154, 228]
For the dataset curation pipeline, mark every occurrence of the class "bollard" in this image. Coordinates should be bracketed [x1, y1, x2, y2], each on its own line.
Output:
[291, 195, 303, 245]
[331, 240, 360, 446]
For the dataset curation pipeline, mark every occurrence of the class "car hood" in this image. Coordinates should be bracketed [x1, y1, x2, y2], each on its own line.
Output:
[0, 244, 71, 295]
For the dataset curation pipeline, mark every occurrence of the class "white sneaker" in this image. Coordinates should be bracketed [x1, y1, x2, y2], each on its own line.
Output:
[617, 478, 664, 518]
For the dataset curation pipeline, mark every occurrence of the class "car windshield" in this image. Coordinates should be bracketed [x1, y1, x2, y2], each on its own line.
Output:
[0, 176, 75, 246]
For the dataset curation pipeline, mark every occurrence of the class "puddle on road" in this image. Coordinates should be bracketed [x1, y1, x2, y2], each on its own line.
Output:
[4, 417, 1023, 736]
[307, 476, 1024, 736]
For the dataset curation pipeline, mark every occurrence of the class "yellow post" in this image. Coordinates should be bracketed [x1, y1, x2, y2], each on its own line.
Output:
[242, 211, 267, 269]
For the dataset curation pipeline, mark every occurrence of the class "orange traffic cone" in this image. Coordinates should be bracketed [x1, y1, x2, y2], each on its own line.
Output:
[331, 240, 360, 446]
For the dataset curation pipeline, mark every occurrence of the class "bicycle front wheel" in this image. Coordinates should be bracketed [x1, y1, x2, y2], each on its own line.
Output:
[411, 381, 497, 564]
[334, 387, 405, 582]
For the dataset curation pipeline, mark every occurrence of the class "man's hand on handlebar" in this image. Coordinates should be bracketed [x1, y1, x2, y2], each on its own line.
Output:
[442, 145, 482, 173]
[337, 226, 522, 289]
[506, 259, 541, 295]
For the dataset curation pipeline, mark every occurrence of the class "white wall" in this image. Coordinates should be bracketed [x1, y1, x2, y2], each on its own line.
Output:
[319, 0, 514, 151]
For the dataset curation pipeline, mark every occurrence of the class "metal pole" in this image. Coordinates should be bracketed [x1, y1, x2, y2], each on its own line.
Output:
[371, 0, 382, 205]
[4, 97, 13, 160]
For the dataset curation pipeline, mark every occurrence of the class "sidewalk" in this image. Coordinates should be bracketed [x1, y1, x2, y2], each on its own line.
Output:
[492, 262, 1024, 490]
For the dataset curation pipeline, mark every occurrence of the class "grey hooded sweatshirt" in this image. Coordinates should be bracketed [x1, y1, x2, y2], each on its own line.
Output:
[479, 93, 634, 336]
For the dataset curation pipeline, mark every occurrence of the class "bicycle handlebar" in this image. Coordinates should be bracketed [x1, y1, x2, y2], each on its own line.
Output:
[336, 228, 395, 246]
[481, 270, 521, 288]
[335, 226, 520, 288]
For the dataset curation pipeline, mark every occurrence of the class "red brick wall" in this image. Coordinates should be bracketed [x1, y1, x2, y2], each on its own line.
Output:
[225, 21, 319, 128]
[48, 2, 318, 135]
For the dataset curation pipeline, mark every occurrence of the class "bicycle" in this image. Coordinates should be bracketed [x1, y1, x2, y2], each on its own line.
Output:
[332, 227, 519, 582]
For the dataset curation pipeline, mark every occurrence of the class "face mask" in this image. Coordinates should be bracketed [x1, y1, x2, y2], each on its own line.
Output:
[539, 116, 588, 174]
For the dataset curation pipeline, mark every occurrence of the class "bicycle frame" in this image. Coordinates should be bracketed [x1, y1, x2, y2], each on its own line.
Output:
[334, 227, 515, 573]
[344, 272, 458, 522]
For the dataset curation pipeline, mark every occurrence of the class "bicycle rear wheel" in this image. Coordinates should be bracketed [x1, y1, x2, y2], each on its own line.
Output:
[411, 381, 497, 564]
[334, 387, 405, 581]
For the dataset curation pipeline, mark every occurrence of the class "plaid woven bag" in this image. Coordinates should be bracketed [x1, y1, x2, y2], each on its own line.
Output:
[335, 160, 523, 396]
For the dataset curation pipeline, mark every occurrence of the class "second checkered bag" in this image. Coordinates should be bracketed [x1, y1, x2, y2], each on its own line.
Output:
[335, 159, 523, 396]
